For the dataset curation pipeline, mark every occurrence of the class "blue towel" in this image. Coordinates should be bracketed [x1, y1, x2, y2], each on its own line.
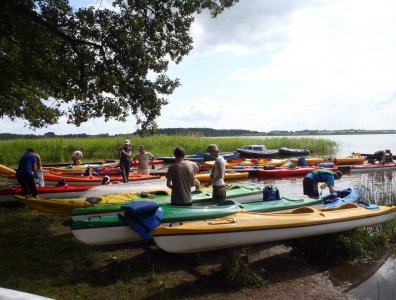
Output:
[121, 201, 163, 241]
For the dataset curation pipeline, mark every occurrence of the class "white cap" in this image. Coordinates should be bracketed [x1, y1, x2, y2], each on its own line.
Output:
[124, 140, 130, 145]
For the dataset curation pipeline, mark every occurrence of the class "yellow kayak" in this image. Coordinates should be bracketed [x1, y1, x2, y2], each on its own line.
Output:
[0, 164, 16, 176]
[290, 157, 365, 166]
[153, 204, 396, 253]
[15, 190, 171, 214]
[195, 172, 249, 181]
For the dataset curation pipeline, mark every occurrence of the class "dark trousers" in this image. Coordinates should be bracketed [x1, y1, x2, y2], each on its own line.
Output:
[17, 173, 38, 197]
[212, 185, 226, 203]
[119, 160, 131, 183]
[303, 176, 319, 199]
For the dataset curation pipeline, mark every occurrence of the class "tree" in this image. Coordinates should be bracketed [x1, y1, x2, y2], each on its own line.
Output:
[0, 0, 238, 134]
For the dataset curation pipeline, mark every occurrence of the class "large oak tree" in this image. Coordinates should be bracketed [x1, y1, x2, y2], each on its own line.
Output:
[0, 0, 238, 133]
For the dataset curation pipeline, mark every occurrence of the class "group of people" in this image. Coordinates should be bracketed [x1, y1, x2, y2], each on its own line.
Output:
[15, 144, 394, 203]
[118, 139, 155, 183]
[166, 144, 226, 206]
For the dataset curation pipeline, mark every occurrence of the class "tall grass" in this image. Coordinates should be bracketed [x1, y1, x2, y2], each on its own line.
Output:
[0, 135, 337, 167]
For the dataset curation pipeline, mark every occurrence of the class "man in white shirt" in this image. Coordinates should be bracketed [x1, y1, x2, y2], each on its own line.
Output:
[133, 145, 155, 175]
[205, 144, 226, 203]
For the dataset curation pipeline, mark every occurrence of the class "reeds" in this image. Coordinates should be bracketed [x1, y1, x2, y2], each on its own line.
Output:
[0, 135, 337, 167]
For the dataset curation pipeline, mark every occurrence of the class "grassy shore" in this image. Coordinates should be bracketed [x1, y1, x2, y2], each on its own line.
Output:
[0, 135, 337, 167]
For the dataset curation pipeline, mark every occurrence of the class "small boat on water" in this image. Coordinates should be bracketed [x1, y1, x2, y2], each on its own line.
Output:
[257, 166, 338, 178]
[338, 163, 396, 173]
[153, 204, 396, 253]
[235, 145, 279, 158]
[278, 147, 310, 157]
[290, 157, 365, 166]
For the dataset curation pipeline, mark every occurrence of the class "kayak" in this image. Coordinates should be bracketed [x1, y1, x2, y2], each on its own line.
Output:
[7, 172, 161, 186]
[195, 172, 249, 181]
[72, 186, 363, 221]
[202, 159, 288, 168]
[71, 197, 324, 245]
[47, 159, 164, 173]
[14, 190, 170, 214]
[278, 147, 310, 157]
[71, 185, 265, 220]
[0, 163, 16, 176]
[257, 166, 338, 178]
[153, 204, 396, 253]
[338, 163, 396, 173]
[0, 185, 93, 204]
[290, 157, 365, 166]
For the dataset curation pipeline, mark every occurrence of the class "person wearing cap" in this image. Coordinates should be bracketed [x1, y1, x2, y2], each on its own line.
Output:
[205, 144, 226, 203]
[166, 146, 200, 206]
[133, 145, 155, 175]
[118, 139, 132, 183]
[16, 148, 39, 197]
[303, 169, 343, 199]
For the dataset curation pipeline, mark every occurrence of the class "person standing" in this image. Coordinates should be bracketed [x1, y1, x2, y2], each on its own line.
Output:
[133, 145, 155, 175]
[303, 169, 343, 199]
[16, 148, 39, 197]
[205, 144, 226, 203]
[166, 147, 200, 206]
[118, 140, 132, 183]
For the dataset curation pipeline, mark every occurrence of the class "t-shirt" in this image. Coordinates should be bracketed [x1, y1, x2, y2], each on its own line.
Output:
[306, 170, 335, 187]
[166, 161, 196, 205]
[16, 152, 36, 175]
[211, 155, 226, 186]
[135, 152, 154, 170]
[119, 146, 132, 163]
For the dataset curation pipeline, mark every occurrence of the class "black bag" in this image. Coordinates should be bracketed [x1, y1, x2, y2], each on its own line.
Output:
[263, 185, 281, 201]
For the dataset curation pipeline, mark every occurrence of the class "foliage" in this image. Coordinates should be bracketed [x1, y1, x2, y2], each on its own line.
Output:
[0, 135, 337, 167]
[0, 0, 238, 132]
[219, 250, 266, 287]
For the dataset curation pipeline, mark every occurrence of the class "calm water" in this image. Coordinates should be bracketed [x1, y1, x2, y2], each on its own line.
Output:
[232, 134, 396, 299]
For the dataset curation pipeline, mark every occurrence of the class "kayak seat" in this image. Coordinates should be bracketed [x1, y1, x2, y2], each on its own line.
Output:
[338, 203, 359, 210]
[292, 206, 316, 214]
[218, 200, 237, 206]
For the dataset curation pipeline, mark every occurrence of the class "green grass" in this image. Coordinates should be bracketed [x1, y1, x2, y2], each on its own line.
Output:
[0, 135, 337, 167]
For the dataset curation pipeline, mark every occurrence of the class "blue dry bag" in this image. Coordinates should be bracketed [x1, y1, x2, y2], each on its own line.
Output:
[263, 185, 281, 201]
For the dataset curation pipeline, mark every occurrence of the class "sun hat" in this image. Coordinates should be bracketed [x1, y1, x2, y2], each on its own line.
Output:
[124, 140, 130, 145]
[138, 145, 145, 150]
[206, 144, 220, 153]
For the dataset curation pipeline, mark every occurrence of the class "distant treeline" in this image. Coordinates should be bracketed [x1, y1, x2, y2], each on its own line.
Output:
[0, 128, 395, 140]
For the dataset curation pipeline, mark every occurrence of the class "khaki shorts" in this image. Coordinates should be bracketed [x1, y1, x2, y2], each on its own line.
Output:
[137, 168, 150, 175]
[212, 185, 226, 203]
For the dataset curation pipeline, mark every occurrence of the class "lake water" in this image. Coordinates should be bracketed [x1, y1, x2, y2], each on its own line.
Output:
[231, 134, 396, 298]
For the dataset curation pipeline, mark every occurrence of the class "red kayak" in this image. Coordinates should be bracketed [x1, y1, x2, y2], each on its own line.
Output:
[257, 166, 338, 178]
[0, 185, 93, 204]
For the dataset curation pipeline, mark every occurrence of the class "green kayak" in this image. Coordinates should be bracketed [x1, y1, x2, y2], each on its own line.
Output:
[71, 197, 324, 245]
[71, 185, 264, 221]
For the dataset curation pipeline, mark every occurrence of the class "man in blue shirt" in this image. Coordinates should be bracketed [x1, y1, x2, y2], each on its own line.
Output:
[303, 169, 342, 199]
[16, 148, 39, 197]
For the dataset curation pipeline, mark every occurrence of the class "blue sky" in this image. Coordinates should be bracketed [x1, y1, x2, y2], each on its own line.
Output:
[2, 0, 396, 134]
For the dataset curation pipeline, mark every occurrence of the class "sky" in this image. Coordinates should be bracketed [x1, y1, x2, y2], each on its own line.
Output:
[2, 0, 396, 135]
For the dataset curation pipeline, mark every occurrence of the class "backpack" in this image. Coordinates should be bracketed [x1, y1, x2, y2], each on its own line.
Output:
[263, 185, 281, 201]
[297, 157, 308, 166]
